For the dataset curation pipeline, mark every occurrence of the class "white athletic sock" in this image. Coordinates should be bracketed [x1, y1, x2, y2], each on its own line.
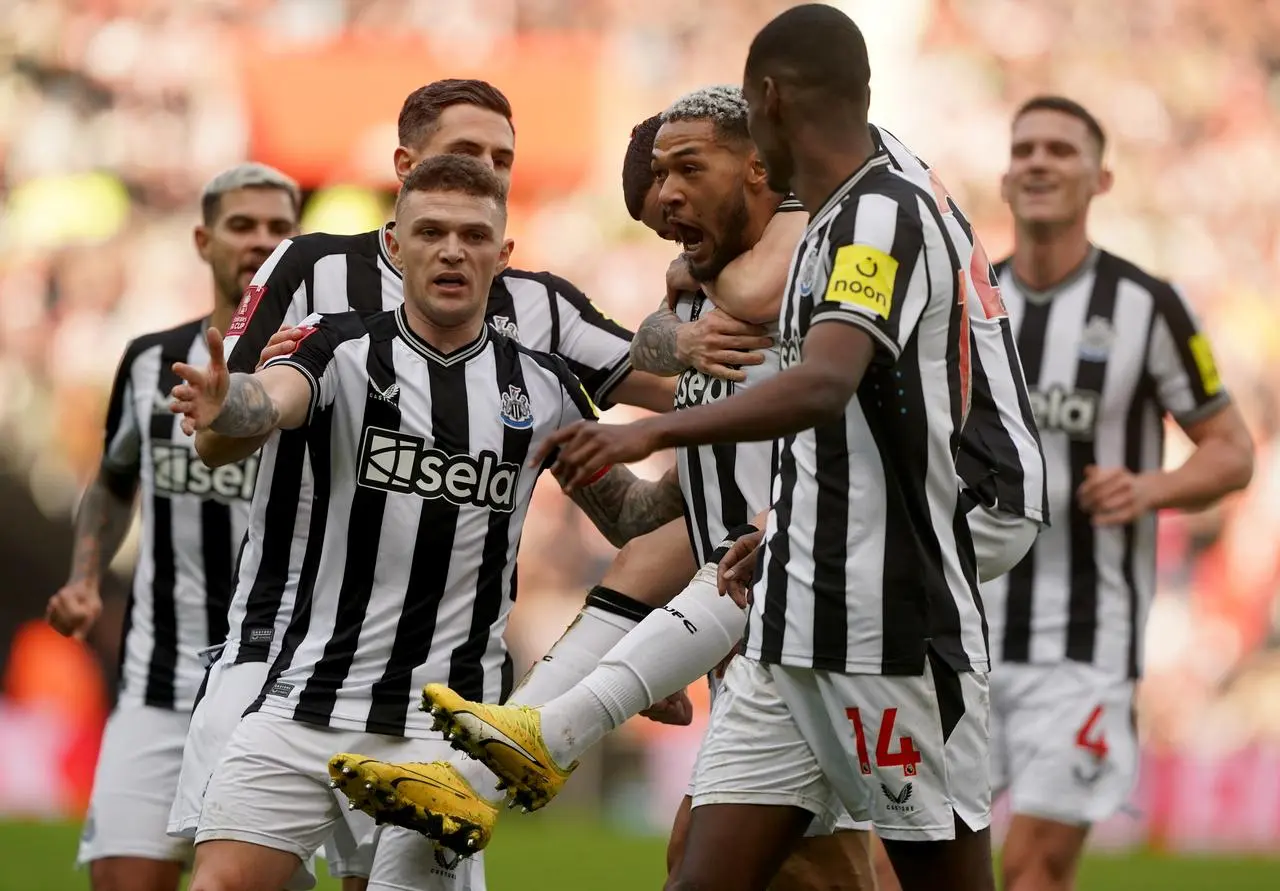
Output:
[508, 586, 654, 707]
[538, 560, 749, 767]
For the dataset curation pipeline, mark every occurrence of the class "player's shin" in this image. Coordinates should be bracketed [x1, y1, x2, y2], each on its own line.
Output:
[506, 585, 653, 707]
[537, 557, 749, 766]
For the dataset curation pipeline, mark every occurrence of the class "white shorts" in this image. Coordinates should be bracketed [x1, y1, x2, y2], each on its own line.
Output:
[990, 661, 1138, 825]
[367, 825, 486, 891]
[197, 709, 470, 882]
[170, 655, 377, 880]
[968, 506, 1039, 582]
[697, 665, 870, 838]
[691, 654, 990, 842]
[78, 703, 193, 866]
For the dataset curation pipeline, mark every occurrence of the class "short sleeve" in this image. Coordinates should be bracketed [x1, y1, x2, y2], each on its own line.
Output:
[100, 344, 143, 498]
[543, 273, 635, 408]
[541, 354, 599, 427]
[808, 192, 931, 361]
[1146, 284, 1231, 425]
[224, 238, 311, 375]
[263, 313, 341, 423]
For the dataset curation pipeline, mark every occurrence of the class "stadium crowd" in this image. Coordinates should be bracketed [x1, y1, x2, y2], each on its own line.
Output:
[1, 0, 1279, 818]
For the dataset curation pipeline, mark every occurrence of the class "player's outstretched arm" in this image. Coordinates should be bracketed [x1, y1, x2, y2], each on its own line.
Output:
[703, 209, 807, 324]
[631, 298, 771, 382]
[173, 327, 312, 447]
[562, 465, 685, 549]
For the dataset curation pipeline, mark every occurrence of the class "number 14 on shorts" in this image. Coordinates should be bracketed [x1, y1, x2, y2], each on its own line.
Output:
[846, 707, 922, 778]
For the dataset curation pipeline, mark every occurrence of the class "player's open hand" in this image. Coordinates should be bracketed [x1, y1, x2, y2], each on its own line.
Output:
[1077, 465, 1155, 526]
[717, 528, 764, 607]
[171, 327, 231, 436]
[256, 322, 306, 371]
[677, 309, 772, 384]
[532, 419, 663, 493]
[640, 688, 694, 726]
[46, 579, 102, 640]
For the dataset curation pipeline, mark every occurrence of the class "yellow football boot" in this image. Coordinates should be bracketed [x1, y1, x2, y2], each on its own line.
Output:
[327, 754, 497, 856]
[420, 683, 575, 812]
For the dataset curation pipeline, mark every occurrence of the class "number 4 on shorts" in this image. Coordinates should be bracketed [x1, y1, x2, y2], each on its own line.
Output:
[846, 707, 923, 778]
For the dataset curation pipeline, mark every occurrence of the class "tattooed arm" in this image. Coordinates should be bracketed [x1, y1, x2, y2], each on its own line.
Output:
[630, 297, 773, 384]
[46, 473, 137, 639]
[564, 465, 685, 548]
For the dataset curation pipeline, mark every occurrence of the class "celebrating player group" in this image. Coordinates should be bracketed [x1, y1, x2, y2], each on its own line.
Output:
[48, 4, 1254, 891]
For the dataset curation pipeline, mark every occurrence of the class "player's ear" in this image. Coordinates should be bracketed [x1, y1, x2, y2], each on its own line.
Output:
[1095, 164, 1114, 197]
[193, 225, 212, 262]
[496, 238, 514, 274]
[385, 226, 403, 270]
[745, 150, 769, 190]
[392, 146, 416, 183]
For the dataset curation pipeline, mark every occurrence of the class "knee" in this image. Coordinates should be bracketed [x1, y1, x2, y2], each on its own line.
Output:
[90, 859, 183, 891]
[1002, 842, 1079, 891]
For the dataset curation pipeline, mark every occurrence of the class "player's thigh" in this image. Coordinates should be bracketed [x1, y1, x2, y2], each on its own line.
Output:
[196, 711, 420, 864]
[968, 508, 1038, 582]
[690, 658, 845, 833]
[664, 794, 693, 882]
[1000, 813, 1089, 891]
[79, 704, 193, 868]
[779, 655, 992, 842]
[170, 658, 271, 839]
[998, 662, 1138, 826]
[366, 825, 486, 891]
[600, 518, 697, 608]
[89, 857, 185, 891]
[673, 803, 812, 891]
[774, 828, 875, 891]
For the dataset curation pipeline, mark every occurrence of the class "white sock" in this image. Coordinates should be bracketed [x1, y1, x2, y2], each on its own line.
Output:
[507, 586, 653, 707]
[538, 562, 748, 767]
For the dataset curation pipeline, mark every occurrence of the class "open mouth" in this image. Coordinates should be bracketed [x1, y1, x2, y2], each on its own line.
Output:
[1022, 181, 1058, 196]
[671, 221, 707, 255]
[433, 272, 468, 290]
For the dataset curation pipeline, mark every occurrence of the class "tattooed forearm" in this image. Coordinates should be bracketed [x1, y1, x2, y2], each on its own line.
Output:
[568, 466, 685, 548]
[630, 306, 687, 376]
[68, 476, 135, 585]
[210, 374, 282, 438]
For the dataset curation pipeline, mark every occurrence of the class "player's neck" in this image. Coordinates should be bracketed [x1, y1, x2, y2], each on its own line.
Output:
[1011, 222, 1092, 292]
[789, 124, 877, 217]
[403, 305, 485, 355]
[209, 295, 237, 335]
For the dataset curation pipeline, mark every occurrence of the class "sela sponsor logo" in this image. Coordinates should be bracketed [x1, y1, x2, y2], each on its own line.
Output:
[500, 385, 533, 430]
[674, 367, 735, 409]
[151, 442, 259, 501]
[880, 782, 915, 812]
[357, 427, 520, 511]
[779, 336, 803, 369]
[1028, 385, 1100, 440]
[489, 314, 520, 341]
[227, 284, 266, 338]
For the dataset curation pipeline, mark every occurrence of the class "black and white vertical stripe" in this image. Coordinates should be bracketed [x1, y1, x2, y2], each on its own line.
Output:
[220, 227, 636, 668]
[985, 249, 1230, 677]
[872, 125, 1047, 524]
[249, 308, 596, 736]
[100, 321, 253, 711]
[747, 154, 986, 676]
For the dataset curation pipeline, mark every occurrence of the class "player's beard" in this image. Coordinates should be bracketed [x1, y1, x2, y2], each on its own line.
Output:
[686, 190, 753, 284]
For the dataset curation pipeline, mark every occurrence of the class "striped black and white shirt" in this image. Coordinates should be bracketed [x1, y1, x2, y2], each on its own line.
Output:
[249, 308, 597, 735]
[219, 226, 634, 667]
[673, 196, 804, 566]
[100, 320, 254, 711]
[873, 125, 1047, 525]
[985, 249, 1230, 678]
[747, 153, 987, 676]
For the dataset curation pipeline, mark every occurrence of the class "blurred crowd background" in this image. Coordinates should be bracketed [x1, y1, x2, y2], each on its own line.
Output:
[2, 0, 1280, 849]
